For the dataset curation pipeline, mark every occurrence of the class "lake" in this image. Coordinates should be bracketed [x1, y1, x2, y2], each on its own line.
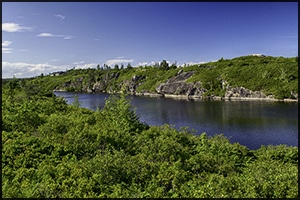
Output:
[54, 91, 298, 150]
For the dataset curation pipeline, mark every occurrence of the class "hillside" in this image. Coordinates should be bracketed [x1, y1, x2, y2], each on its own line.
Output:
[21, 55, 298, 100]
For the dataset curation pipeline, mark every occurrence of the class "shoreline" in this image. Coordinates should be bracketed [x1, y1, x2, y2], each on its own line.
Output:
[139, 93, 298, 102]
[53, 89, 298, 102]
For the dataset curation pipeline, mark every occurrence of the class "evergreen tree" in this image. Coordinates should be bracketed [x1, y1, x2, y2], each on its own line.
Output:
[127, 63, 133, 69]
[160, 60, 169, 70]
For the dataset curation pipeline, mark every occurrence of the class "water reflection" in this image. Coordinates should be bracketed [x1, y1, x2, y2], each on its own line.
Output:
[54, 92, 298, 149]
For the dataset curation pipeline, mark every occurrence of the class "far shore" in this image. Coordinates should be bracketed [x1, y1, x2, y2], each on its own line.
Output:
[53, 89, 299, 103]
[135, 92, 298, 102]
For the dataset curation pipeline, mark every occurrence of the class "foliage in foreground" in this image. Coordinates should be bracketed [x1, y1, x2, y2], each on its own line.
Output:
[2, 81, 298, 198]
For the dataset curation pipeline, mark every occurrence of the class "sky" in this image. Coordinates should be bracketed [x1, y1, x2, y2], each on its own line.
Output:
[2, 2, 298, 78]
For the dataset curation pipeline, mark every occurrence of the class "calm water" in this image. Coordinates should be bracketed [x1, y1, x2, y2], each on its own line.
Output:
[54, 91, 298, 150]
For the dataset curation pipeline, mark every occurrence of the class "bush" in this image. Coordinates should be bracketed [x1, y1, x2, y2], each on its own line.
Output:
[2, 84, 298, 198]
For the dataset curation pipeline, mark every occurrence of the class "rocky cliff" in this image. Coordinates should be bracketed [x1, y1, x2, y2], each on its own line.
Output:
[154, 72, 276, 100]
[155, 71, 207, 99]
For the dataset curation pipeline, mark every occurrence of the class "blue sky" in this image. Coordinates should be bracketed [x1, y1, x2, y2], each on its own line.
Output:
[2, 2, 298, 78]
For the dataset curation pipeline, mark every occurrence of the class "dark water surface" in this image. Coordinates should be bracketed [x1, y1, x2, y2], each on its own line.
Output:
[54, 91, 298, 149]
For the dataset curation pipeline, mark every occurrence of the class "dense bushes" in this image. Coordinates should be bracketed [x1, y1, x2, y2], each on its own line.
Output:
[2, 81, 298, 198]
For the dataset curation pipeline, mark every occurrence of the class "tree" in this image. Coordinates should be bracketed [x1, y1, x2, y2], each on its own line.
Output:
[160, 60, 169, 70]
[72, 94, 81, 108]
[87, 69, 96, 86]
[8, 77, 19, 91]
[104, 64, 109, 70]
[170, 61, 177, 69]
[127, 63, 133, 69]
[7, 77, 20, 100]
[114, 64, 119, 70]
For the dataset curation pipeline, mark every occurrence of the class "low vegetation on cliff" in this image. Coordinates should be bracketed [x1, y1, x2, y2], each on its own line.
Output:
[11, 55, 298, 100]
[2, 80, 298, 198]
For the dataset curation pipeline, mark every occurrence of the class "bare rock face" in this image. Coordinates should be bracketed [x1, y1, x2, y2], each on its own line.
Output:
[156, 72, 194, 95]
[156, 82, 192, 95]
[166, 72, 194, 83]
[155, 71, 273, 100]
[189, 82, 208, 97]
[225, 86, 267, 98]
[91, 72, 122, 93]
[115, 74, 147, 94]
[156, 72, 210, 99]
[92, 82, 106, 93]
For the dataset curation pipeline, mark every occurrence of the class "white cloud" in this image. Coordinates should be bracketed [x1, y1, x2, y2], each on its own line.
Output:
[178, 61, 204, 67]
[74, 63, 98, 69]
[37, 32, 55, 37]
[138, 62, 149, 66]
[36, 32, 74, 39]
[2, 40, 13, 53]
[2, 48, 13, 54]
[54, 14, 65, 20]
[2, 23, 32, 32]
[63, 36, 74, 40]
[105, 58, 133, 66]
[2, 40, 12, 47]
[137, 60, 208, 68]
[143, 61, 158, 66]
[136, 60, 172, 67]
[2, 61, 69, 78]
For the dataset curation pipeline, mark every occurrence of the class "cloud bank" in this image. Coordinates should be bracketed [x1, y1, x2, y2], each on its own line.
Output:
[105, 58, 134, 67]
[2, 40, 13, 53]
[2, 61, 101, 78]
[73, 63, 98, 69]
[2, 61, 68, 78]
[2, 23, 32, 32]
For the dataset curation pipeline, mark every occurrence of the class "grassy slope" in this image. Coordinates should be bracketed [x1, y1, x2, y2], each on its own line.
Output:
[184, 55, 298, 99]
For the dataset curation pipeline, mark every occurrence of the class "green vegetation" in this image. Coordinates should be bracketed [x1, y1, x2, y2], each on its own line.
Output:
[11, 55, 297, 100]
[184, 55, 298, 99]
[2, 79, 298, 198]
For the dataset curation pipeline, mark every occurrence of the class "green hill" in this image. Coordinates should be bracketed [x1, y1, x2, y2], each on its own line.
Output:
[16, 55, 298, 100]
